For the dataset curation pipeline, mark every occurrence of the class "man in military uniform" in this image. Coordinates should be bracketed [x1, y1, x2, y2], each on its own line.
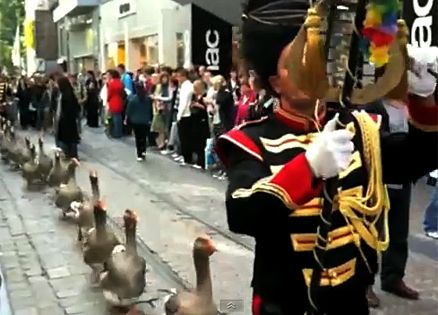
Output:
[215, 1, 438, 314]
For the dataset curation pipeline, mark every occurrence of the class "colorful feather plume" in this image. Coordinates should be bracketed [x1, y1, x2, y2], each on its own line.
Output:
[362, 0, 399, 67]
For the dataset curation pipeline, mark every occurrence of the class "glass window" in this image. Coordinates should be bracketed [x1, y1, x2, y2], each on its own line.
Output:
[176, 33, 184, 68]
[146, 35, 159, 65]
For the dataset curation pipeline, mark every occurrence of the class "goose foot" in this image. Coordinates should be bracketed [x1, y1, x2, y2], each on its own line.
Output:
[77, 227, 83, 242]
[89, 270, 100, 287]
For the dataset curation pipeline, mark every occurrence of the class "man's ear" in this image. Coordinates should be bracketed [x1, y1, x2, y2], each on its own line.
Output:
[269, 75, 281, 94]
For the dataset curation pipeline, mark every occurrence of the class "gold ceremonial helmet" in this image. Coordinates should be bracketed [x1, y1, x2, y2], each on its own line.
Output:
[285, 0, 409, 104]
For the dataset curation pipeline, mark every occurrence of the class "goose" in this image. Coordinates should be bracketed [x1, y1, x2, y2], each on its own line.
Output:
[83, 199, 120, 285]
[100, 209, 146, 313]
[0, 123, 8, 159]
[7, 128, 20, 166]
[22, 144, 40, 186]
[55, 158, 83, 215]
[48, 151, 66, 187]
[37, 138, 53, 181]
[164, 236, 217, 315]
[17, 137, 32, 167]
[72, 170, 100, 243]
[1, 125, 12, 162]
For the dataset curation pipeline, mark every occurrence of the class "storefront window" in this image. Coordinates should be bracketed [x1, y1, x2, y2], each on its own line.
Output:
[146, 35, 158, 65]
[176, 33, 184, 68]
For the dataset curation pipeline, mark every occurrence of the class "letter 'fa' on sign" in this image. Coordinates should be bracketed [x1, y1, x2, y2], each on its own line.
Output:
[409, 0, 435, 47]
[205, 30, 220, 71]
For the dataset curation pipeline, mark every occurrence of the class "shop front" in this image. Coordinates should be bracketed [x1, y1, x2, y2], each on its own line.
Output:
[53, 0, 100, 72]
[100, 0, 191, 71]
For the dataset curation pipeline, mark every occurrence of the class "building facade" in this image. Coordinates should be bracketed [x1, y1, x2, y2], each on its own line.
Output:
[53, 0, 101, 73]
[99, 0, 191, 71]
[47, 0, 244, 73]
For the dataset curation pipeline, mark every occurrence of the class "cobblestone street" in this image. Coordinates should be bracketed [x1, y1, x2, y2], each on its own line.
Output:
[0, 127, 437, 315]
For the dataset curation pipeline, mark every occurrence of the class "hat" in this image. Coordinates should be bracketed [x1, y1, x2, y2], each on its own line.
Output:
[241, 0, 309, 95]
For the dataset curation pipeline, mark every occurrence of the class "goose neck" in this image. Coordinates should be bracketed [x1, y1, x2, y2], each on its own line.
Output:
[193, 251, 213, 300]
[125, 224, 137, 253]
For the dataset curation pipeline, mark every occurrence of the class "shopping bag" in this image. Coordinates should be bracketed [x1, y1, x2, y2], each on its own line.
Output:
[205, 138, 216, 170]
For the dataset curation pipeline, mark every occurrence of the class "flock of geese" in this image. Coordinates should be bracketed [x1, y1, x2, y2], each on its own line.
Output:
[0, 116, 219, 315]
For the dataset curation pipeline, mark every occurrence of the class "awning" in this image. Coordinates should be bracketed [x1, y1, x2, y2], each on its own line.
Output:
[53, 0, 98, 23]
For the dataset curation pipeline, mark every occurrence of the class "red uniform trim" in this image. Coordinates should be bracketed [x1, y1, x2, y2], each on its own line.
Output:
[367, 113, 382, 127]
[274, 105, 326, 132]
[270, 153, 322, 206]
[407, 100, 438, 131]
[252, 294, 262, 315]
[216, 129, 264, 167]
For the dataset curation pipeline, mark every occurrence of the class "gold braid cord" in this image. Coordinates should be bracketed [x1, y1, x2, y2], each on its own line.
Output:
[338, 112, 391, 269]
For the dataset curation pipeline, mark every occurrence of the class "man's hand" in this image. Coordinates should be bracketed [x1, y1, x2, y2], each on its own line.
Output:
[407, 45, 438, 98]
[305, 114, 354, 179]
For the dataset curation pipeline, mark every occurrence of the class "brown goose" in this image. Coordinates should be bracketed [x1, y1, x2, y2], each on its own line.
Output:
[100, 210, 146, 312]
[7, 128, 20, 166]
[37, 138, 53, 181]
[48, 151, 66, 187]
[72, 170, 100, 242]
[165, 236, 217, 315]
[55, 158, 83, 215]
[22, 145, 40, 186]
[83, 200, 120, 285]
[0, 123, 8, 159]
[17, 137, 32, 166]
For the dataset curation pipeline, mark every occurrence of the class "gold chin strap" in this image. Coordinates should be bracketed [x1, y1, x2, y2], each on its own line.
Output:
[338, 112, 391, 271]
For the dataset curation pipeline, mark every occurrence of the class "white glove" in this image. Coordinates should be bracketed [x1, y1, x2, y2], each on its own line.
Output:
[305, 114, 354, 179]
[407, 44, 438, 97]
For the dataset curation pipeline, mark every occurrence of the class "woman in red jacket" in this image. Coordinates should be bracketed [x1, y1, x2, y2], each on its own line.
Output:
[107, 69, 124, 138]
[234, 81, 257, 126]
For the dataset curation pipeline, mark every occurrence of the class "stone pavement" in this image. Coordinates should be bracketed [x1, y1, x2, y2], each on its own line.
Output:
[0, 160, 175, 315]
[0, 165, 106, 315]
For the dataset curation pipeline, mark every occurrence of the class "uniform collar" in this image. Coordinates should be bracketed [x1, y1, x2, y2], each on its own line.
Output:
[274, 102, 326, 132]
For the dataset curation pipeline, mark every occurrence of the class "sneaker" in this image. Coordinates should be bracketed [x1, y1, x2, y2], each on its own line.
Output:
[171, 153, 179, 158]
[179, 161, 186, 166]
[137, 157, 143, 162]
[160, 150, 169, 155]
[425, 231, 438, 239]
[192, 164, 202, 170]
[174, 156, 184, 162]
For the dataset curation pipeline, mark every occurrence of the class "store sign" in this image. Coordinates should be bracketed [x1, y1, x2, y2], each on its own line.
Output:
[403, 0, 438, 47]
[191, 4, 232, 76]
[205, 30, 220, 71]
[118, 0, 136, 19]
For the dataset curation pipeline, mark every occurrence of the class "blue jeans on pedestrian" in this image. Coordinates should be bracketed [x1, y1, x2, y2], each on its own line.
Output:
[111, 113, 123, 138]
[57, 141, 78, 159]
[424, 184, 438, 232]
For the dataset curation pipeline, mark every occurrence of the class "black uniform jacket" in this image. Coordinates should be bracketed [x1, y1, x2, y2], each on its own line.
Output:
[216, 99, 438, 307]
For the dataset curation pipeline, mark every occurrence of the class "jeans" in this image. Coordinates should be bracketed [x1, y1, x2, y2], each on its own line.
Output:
[132, 124, 149, 157]
[178, 117, 193, 164]
[36, 108, 45, 130]
[111, 113, 123, 138]
[57, 141, 78, 159]
[424, 184, 438, 232]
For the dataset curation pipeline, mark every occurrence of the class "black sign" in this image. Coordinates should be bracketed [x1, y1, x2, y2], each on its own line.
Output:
[403, 0, 438, 47]
[191, 4, 233, 76]
[119, 3, 131, 15]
